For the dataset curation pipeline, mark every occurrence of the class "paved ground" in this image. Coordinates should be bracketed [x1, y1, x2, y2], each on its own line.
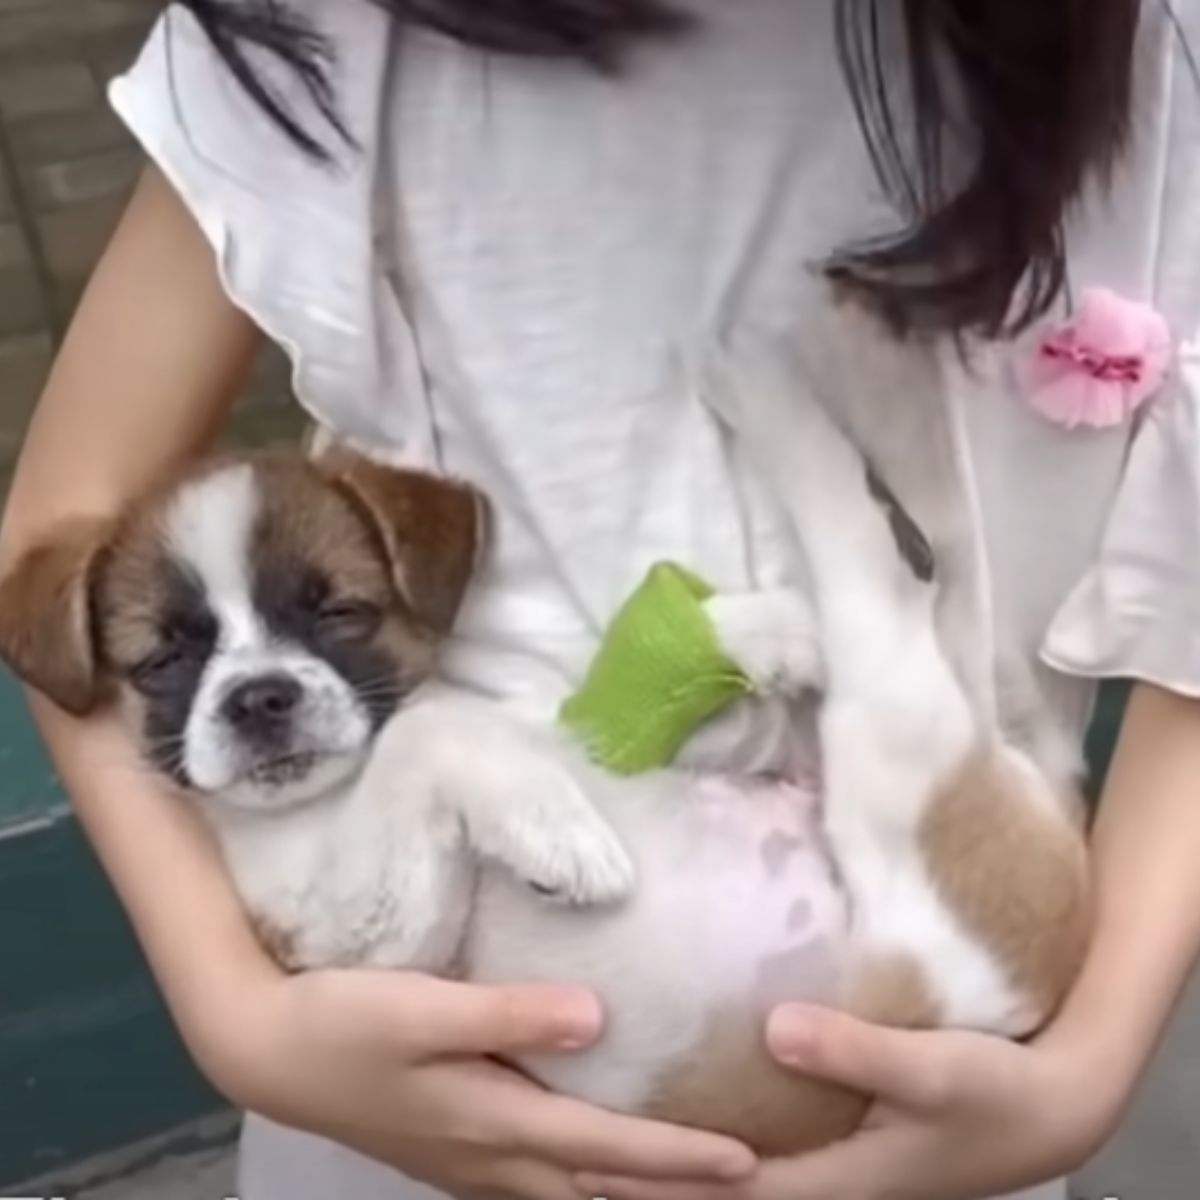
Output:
[1, 0, 1198, 1197]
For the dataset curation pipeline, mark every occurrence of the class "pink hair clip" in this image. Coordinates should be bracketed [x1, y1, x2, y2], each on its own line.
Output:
[1020, 287, 1172, 430]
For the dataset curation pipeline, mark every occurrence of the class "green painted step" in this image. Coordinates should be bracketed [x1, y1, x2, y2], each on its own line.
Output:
[0, 670, 223, 1187]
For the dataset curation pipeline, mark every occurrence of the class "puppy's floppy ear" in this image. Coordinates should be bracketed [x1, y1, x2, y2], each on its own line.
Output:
[324, 453, 488, 636]
[0, 518, 113, 716]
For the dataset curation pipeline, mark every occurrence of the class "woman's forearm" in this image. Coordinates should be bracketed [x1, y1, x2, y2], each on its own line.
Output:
[1045, 682, 1200, 1099]
[31, 695, 280, 1082]
[0, 166, 272, 1080]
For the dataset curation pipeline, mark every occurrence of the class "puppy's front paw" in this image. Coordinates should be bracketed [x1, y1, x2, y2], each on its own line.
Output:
[704, 589, 824, 695]
[463, 743, 636, 907]
[512, 760, 636, 906]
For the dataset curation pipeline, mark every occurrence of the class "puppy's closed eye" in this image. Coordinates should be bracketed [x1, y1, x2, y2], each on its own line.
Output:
[315, 598, 383, 643]
[320, 453, 488, 636]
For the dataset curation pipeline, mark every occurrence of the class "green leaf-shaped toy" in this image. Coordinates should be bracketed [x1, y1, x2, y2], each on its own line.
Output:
[559, 562, 753, 775]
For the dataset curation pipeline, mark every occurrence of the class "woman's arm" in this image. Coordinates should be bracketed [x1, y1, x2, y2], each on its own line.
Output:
[1, 164, 271, 1078]
[2, 166, 755, 1197]
[1043, 681, 1200, 1099]
[1, 167, 259, 544]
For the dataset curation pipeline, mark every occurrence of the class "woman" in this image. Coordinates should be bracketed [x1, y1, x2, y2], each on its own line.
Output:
[3, 2, 1200, 1199]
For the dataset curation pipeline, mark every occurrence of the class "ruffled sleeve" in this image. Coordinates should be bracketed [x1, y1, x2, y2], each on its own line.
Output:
[1041, 1, 1200, 698]
[107, 1, 439, 465]
[1042, 351, 1200, 696]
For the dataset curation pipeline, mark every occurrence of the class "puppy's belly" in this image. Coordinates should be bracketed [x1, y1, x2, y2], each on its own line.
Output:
[463, 774, 859, 1151]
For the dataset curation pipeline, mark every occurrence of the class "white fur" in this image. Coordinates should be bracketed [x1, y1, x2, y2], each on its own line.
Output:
[205, 688, 638, 971]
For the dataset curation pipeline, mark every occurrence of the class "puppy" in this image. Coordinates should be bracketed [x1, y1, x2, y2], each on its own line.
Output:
[0, 452, 635, 972]
[0, 418, 1090, 1158]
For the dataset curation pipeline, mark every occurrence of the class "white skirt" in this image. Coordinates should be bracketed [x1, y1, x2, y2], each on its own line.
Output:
[236, 1114, 1069, 1200]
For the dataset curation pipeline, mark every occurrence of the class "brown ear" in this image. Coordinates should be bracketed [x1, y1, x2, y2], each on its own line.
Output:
[0, 518, 113, 716]
[324, 454, 488, 636]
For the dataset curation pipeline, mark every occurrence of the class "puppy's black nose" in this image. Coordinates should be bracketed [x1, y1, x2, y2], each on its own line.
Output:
[222, 674, 302, 738]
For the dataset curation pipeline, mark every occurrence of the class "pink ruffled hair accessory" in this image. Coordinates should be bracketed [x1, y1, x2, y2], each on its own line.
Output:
[1019, 286, 1172, 430]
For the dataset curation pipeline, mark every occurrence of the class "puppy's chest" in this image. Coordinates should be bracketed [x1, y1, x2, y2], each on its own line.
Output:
[211, 799, 402, 967]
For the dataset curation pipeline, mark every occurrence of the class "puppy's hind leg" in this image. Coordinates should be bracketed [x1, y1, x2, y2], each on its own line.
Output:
[716, 352, 947, 658]
[703, 587, 825, 697]
[708, 354, 930, 681]
[704, 346, 975, 799]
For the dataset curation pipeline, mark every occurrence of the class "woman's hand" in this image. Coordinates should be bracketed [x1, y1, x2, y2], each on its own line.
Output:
[221, 967, 757, 1200]
[578, 1002, 1121, 1200]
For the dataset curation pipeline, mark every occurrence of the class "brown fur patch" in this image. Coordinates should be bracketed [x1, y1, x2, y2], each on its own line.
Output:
[316, 451, 487, 636]
[843, 950, 941, 1029]
[248, 456, 441, 684]
[919, 748, 1091, 1030]
[643, 1006, 869, 1157]
[98, 511, 184, 674]
[643, 951, 938, 1155]
[0, 516, 115, 714]
[253, 915, 302, 973]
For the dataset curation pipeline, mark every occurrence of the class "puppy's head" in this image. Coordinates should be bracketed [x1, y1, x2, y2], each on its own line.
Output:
[0, 453, 486, 811]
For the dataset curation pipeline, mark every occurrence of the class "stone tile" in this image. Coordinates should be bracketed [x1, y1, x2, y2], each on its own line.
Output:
[0, 265, 47, 338]
[24, 145, 141, 210]
[35, 194, 125, 280]
[11, 1113, 239, 1200]
[90, 48, 140, 91]
[0, 59, 97, 121]
[250, 342, 295, 395]
[0, 164, 13, 221]
[0, 2, 151, 58]
[227, 402, 306, 450]
[8, 105, 132, 166]
[0, 331, 52, 428]
[0, 221, 32, 271]
[84, 22, 152, 85]
[52, 273, 90, 327]
[76, 1147, 236, 1200]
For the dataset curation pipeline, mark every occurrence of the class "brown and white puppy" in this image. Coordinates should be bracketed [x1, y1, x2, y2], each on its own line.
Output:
[0, 423, 1091, 1159]
[0, 451, 635, 970]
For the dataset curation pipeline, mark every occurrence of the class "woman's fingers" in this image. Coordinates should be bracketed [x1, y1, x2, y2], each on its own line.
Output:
[338, 972, 757, 1186]
[337, 972, 603, 1060]
[498, 1086, 756, 1181]
[574, 1175, 724, 1200]
[767, 1004, 961, 1113]
[401, 976, 606, 1059]
[485, 1158, 587, 1200]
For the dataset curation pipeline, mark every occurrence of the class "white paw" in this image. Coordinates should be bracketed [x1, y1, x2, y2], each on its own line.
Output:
[512, 760, 637, 905]
[463, 742, 637, 907]
[704, 590, 824, 695]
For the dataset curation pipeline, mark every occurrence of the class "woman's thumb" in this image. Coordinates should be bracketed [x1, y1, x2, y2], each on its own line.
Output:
[767, 1004, 953, 1111]
[401, 976, 604, 1060]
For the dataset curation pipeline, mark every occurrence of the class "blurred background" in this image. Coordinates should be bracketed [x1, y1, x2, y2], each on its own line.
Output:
[0, 2, 1195, 1197]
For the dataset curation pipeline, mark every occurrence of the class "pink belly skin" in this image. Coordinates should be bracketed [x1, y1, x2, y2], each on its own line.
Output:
[465, 772, 850, 1114]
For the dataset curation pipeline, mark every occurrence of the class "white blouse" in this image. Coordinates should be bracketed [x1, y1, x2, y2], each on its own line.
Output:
[109, 2, 1200, 1196]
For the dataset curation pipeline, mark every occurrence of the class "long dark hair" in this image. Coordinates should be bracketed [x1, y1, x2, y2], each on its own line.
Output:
[176, 0, 1142, 339]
